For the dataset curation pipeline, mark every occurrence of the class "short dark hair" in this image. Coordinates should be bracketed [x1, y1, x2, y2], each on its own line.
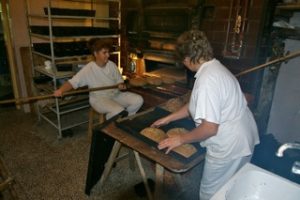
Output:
[87, 38, 112, 54]
[176, 30, 213, 64]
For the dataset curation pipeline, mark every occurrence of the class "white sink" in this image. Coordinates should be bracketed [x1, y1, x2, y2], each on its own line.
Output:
[211, 163, 300, 200]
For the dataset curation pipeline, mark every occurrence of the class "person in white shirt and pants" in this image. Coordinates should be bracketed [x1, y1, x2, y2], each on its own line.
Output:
[54, 38, 143, 119]
[151, 30, 259, 200]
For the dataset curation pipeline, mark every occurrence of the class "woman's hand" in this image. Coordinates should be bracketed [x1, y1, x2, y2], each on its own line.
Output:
[152, 103, 190, 128]
[150, 116, 170, 128]
[158, 135, 183, 154]
[53, 89, 63, 97]
[118, 83, 127, 91]
[53, 81, 73, 97]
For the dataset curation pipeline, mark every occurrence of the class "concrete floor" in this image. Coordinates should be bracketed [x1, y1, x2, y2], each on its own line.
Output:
[0, 107, 203, 200]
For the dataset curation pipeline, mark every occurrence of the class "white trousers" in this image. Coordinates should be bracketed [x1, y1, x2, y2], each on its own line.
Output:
[90, 91, 143, 119]
[199, 155, 251, 200]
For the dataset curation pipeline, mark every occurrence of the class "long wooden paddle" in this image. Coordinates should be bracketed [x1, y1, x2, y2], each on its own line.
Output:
[0, 84, 119, 105]
[1, 50, 300, 105]
[235, 50, 300, 77]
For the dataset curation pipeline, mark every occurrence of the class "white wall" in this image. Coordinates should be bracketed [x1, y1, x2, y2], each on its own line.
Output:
[267, 12, 300, 143]
[267, 38, 300, 143]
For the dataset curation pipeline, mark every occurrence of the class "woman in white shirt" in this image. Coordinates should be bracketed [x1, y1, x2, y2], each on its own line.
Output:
[151, 30, 259, 200]
[54, 38, 143, 119]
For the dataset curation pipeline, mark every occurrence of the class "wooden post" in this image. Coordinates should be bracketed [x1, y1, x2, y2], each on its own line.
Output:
[0, 0, 21, 109]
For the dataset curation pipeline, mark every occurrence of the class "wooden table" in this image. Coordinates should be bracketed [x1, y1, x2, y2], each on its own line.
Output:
[98, 119, 205, 200]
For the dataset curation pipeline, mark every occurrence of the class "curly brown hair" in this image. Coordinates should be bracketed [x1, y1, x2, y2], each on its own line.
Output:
[87, 38, 112, 54]
[176, 30, 213, 64]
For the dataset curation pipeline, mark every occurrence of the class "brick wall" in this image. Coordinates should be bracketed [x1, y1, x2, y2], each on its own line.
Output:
[200, 0, 270, 72]
[200, 0, 275, 108]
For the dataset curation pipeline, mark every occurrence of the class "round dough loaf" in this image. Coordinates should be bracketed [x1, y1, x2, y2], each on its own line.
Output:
[146, 76, 163, 86]
[163, 98, 184, 112]
[162, 77, 176, 84]
[181, 91, 191, 104]
[129, 77, 147, 87]
[166, 128, 197, 158]
[140, 127, 167, 143]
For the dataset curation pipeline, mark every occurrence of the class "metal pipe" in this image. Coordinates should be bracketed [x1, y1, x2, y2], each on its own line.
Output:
[276, 142, 300, 157]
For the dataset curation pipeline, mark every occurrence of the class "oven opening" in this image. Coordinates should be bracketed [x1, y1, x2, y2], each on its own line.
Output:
[144, 59, 187, 83]
[145, 60, 174, 72]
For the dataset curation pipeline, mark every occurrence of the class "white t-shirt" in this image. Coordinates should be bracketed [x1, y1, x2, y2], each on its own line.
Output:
[68, 60, 123, 101]
[189, 59, 259, 160]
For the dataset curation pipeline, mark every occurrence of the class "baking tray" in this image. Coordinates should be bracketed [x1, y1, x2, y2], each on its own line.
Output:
[116, 107, 206, 163]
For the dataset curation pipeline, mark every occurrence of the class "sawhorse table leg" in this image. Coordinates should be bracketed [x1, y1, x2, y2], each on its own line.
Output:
[154, 163, 164, 199]
[98, 141, 122, 187]
[133, 151, 154, 200]
[99, 140, 187, 200]
[99, 140, 158, 200]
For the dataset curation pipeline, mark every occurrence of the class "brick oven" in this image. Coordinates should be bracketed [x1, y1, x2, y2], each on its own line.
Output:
[122, 0, 273, 101]
[122, 0, 202, 87]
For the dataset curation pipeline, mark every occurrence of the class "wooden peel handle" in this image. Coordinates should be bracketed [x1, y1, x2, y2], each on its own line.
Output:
[235, 50, 300, 77]
[2, 50, 300, 105]
[0, 84, 119, 105]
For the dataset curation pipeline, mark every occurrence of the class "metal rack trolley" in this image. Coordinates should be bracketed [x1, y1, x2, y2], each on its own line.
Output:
[25, 0, 121, 138]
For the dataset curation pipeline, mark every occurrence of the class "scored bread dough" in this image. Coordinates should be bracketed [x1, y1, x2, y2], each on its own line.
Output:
[140, 127, 197, 158]
[166, 128, 197, 158]
[129, 77, 147, 87]
[166, 127, 188, 137]
[140, 127, 167, 143]
[146, 76, 163, 86]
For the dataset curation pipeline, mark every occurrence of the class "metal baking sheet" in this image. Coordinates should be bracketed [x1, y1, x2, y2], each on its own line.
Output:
[116, 107, 206, 163]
